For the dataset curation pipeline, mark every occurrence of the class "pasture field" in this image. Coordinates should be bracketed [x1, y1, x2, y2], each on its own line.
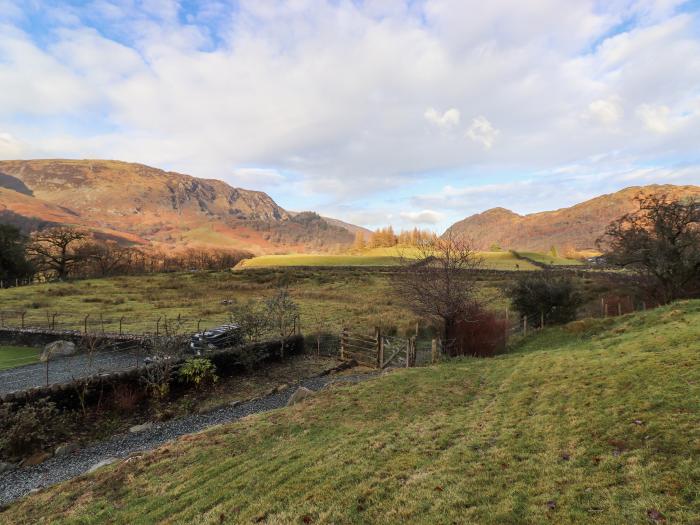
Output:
[239, 249, 541, 271]
[517, 252, 584, 266]
[0, 346, 40, 370]
[0, 269, 511, 336]
[5, 301, 698, 524]
[237, 253, 403, 268]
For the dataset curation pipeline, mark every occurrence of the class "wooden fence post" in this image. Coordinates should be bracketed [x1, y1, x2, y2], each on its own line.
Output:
[523, 316, 527, 336]
[84, 314, 90, 334]
[375, 326, 383, 369]
[617, 303, 622, 316]
[431, 338, 438, 364]
[540, 311, 544, 329]
[340, 328, 347, 360]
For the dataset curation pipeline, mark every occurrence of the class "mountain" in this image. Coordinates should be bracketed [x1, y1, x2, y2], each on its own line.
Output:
[445, 184, 700, 253]
[0, 159, 364, 253]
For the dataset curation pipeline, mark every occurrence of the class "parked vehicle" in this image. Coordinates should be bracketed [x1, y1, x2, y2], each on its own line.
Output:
[188, 324, 242, 354]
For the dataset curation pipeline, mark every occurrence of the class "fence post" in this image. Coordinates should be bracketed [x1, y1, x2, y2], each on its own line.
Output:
[119, 316, 124, 335]
[156, 317, 161, 336]
[431, 338, 438, 364]
[316, 333, 321, 357]
[540, 311, 544, 329]
[375, 327, 383, 369]
[642, 301, 646, 311]
[84, 314, 90, 334]
[523, 316, 527, 336]
[600, 297, 605, 316]
[340, 328, 347, 360]
[617, 303, 622, 316]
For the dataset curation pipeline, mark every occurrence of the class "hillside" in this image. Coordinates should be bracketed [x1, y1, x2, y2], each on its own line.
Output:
[0, 160, 365, 253]
[5, 302, 698, 524]
[445, 184, 700, 252]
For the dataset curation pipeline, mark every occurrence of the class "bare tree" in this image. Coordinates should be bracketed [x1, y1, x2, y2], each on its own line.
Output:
[265, 284, 299, 358]
[392, 232, 483, 355]
[598, 193, 700, 303]
[26, 227, 89, 280]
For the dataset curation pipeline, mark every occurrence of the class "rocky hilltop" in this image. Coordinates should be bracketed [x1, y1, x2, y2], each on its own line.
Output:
[445, 184, 700, 252]
[0, 159, 368, 253]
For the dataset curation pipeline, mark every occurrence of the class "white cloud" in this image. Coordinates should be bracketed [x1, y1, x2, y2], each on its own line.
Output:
[466, 116, 499, 149]
[588, 97, 623, 126]
[636, 103, 677, 134]
[424, 107, 460, 129]
[0, 131, 25, 157]
[230, 168, 285, 188]
[399, 209, 446, 224]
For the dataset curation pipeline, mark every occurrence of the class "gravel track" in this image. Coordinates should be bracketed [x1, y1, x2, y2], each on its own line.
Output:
[0, 373, 376, 507]
[0, 350, 140, 395]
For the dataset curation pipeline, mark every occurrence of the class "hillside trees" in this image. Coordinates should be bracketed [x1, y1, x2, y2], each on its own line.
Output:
[392, 233, 483, 355]
[598, 194, 700, 303]
[0, 223, 33, 281]
[26, 227, 89, 280]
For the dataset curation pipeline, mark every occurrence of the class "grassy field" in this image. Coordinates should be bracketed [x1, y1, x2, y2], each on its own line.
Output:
[239, 249, 541, 271]
[237, 254, 403, 268]
[0, 269, 511, 336]
[0, 345, 40, 370]
[5, 301, 698, 524]
[517, 252, 584, 266]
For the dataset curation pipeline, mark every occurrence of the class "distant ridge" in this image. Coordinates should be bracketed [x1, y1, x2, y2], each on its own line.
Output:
[0, 159, 366, 254]
[444, 184, 700, 252]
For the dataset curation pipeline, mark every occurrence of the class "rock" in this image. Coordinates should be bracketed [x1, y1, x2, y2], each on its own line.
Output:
[87, 457, 118, 473]
[0, 461, 17, 474]
[129, 422, 154, 433]
[286, 386, 315, 406]
[55, 443, 78, 456]
[21, 451, 51, 467]
[40, 340, 76, 362]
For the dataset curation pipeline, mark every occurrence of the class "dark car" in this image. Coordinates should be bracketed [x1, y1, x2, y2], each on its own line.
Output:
[189, 324, 242, 354]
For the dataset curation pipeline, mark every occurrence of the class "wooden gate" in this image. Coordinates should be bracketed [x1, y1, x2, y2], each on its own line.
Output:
[339, 328, 417, 369]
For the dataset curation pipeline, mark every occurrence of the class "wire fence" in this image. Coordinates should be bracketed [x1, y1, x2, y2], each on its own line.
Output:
[0, 309, 235, 336]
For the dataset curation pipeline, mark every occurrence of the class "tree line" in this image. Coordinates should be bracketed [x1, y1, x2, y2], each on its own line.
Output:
[353, 226, 438, 250]
[0, 224, 252, 282]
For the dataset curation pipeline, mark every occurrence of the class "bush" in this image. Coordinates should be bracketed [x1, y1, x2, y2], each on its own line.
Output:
[178, 358, 218, 390]
[507, 273, 582, 325]
[0, 398, 69, 459]
[452, 305, 507, 357]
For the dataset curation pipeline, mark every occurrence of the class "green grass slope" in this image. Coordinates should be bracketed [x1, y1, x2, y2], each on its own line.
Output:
[4, 302, 699, 524]
[0, 346, 40, 370]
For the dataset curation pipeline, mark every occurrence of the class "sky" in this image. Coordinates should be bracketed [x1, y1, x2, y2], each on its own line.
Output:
[1, 0, 700, 232]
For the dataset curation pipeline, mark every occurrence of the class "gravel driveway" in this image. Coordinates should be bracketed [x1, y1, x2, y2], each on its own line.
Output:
[0, 349, 140, 395]
[0, 373, 376, 507]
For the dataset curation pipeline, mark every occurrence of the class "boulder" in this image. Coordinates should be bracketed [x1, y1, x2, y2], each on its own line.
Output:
[40, 340, 77, 362]
[129, 422, 154, 434]
[87, 457, 118, 473]
[286, 387, 315, 406]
